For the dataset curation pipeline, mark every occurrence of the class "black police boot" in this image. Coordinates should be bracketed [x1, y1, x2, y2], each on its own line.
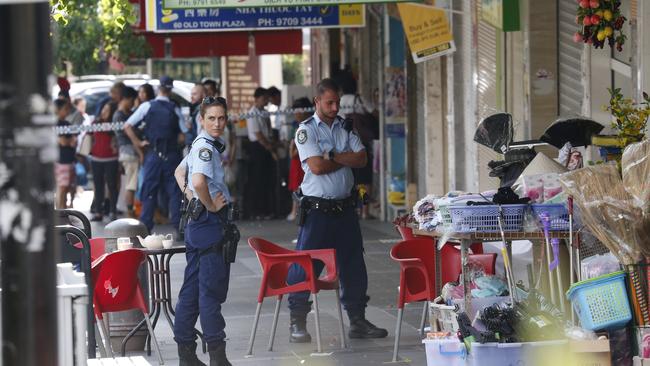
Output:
[289, 316, 312, 343]
[208, 342, 232, 366]
[178, 342, 206, 366]
[348, 315, 389, 339]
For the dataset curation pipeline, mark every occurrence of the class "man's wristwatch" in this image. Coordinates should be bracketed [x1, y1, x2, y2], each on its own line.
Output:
[328, 150, 335, 161]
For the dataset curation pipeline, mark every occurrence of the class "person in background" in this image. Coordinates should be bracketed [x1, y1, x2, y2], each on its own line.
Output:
[54, 99, 78, 209]
[337, 72, 376, 219]
[203, 79, 219, 98]
[114, 87, 140, 218]
[267, 86, 284, 133]
[286, 97, 312, 221]
[245, 87, 276, 219]
[95, 81, 125, 118]
[137, 83, 155, 109]
[186, 83, 207, 153]
[124, 76, 184, 234]
[89, 102, 119, 221]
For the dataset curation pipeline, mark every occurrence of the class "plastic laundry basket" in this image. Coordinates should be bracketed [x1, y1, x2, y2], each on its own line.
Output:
[530, 204, 580, 231]
[566, 271, 631, 331]
[449, 204, 527, 233]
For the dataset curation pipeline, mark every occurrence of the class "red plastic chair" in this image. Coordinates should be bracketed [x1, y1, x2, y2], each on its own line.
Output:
[74, 237, 106, 263]
[246, 237, 346, 355]
[441, 245, 497, 284]
[390, 238, 437, 362]
[91, 249, 163, 365]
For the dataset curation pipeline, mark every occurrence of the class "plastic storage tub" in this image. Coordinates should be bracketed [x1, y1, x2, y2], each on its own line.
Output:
[524, 340, 569, 366]
[468, 342, 524, 366]
[423, 338, 466, 366]
[566, 271, 632, 331]
[449, 204, 527, 233]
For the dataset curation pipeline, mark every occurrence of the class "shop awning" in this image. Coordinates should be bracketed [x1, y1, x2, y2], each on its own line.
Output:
[143, 30, 301, 57]
[254, 30, 302, 55]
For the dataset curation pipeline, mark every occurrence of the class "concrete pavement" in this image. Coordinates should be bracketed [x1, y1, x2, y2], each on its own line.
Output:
[79, 192, 428, 365]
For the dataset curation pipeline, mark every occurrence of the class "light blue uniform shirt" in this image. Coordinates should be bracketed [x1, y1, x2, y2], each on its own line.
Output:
[295, 113, 365, 200]
[126, 96, 188, 133]
[179, 131, 231, 202]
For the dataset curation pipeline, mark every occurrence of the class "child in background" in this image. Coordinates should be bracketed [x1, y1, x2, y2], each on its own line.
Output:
[54, 99, 78, 208]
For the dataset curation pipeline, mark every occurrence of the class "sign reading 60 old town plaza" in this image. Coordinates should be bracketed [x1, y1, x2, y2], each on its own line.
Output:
[162, 0, 415, 9]
[148, 0, 365, 31]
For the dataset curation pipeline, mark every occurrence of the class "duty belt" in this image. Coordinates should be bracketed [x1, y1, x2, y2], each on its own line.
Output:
[303, 195, 357, 214]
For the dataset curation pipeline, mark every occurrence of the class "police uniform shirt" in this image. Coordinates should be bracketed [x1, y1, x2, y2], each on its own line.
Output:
[180, 131, 231, 202]
[126, 95, 188, 133]
[295, 113, 365, 200]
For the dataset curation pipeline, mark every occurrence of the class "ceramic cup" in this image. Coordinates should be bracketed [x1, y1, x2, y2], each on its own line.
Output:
[162, 239, 173, 249]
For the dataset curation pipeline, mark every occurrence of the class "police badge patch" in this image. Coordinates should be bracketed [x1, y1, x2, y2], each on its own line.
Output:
[297, 129, 307, 144]
[199, 148, 212, 162]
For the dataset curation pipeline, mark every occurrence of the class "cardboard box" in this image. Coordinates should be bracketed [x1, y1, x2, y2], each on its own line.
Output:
[570, 339, 611, 366]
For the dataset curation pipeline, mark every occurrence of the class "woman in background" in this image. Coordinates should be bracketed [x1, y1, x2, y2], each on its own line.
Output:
[89, 102, 119, 221]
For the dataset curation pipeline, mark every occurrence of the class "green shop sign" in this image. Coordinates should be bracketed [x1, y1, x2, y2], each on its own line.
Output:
[480, 0, 520, 32]
[163, 0, 416, 9]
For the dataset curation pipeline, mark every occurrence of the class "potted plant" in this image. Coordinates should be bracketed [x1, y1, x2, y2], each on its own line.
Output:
[593, 88, 649, 161]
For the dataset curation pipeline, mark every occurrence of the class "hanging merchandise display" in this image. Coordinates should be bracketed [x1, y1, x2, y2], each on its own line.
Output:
[574, 0, 627, 51]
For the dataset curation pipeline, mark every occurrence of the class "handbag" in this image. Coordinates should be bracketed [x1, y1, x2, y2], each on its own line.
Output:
[348, 95, 379, 144]
[78, 133, 93, 156]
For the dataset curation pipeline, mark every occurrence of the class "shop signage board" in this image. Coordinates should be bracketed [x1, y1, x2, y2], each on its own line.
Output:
[480, 0, 520, 32]
[148, 0, 365, 32]
[397, 3, 455, 64]
[163, 0, 416, 9]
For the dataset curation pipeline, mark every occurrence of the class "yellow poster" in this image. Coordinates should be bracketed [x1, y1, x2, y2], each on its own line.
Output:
[397, 3, 455, 63]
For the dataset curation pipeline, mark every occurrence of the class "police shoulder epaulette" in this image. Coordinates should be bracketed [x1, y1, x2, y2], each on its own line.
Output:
[300, 116, 314, 125]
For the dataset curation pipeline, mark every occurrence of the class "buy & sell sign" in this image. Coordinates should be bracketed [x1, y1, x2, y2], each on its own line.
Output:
[397, 3, 455, 63]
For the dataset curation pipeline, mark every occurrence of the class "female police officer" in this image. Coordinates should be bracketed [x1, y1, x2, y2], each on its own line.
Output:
[173, 96, 232, 366]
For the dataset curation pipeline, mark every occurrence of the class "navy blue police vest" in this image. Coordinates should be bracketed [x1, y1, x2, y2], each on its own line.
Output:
[144, 100, 181, 155]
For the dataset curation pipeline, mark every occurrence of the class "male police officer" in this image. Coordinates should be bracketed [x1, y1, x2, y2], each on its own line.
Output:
[124, 76, 187, 233]
[287, 78, 388, 343]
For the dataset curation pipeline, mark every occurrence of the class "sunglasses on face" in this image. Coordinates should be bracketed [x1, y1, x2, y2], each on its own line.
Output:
[202, 96, 227, 105]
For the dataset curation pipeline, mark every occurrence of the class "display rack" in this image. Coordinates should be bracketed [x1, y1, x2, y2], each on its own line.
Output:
[412, 228, 580, 314]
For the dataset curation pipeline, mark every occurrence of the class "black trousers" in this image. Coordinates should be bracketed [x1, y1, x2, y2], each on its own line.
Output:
[90, 160, 119, 215]
[245, 141, 275, 217]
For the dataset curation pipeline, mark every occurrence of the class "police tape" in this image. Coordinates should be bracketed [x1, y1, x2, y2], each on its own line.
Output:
[53, 105, 360, 135]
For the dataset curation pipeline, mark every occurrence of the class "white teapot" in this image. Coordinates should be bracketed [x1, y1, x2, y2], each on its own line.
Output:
[136, 234, 170, 250]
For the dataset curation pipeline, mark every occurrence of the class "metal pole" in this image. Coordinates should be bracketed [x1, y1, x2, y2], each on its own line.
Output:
[0, 2, 58, 365]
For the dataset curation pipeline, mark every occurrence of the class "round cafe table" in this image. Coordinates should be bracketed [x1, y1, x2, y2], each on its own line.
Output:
[121, 244, 207, 356]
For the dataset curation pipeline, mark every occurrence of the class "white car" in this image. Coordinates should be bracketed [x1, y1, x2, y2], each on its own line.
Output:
[52, 75, 195, 119]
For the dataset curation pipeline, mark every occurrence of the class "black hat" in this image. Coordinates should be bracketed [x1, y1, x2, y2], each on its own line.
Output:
[159, 76, 174, 90]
